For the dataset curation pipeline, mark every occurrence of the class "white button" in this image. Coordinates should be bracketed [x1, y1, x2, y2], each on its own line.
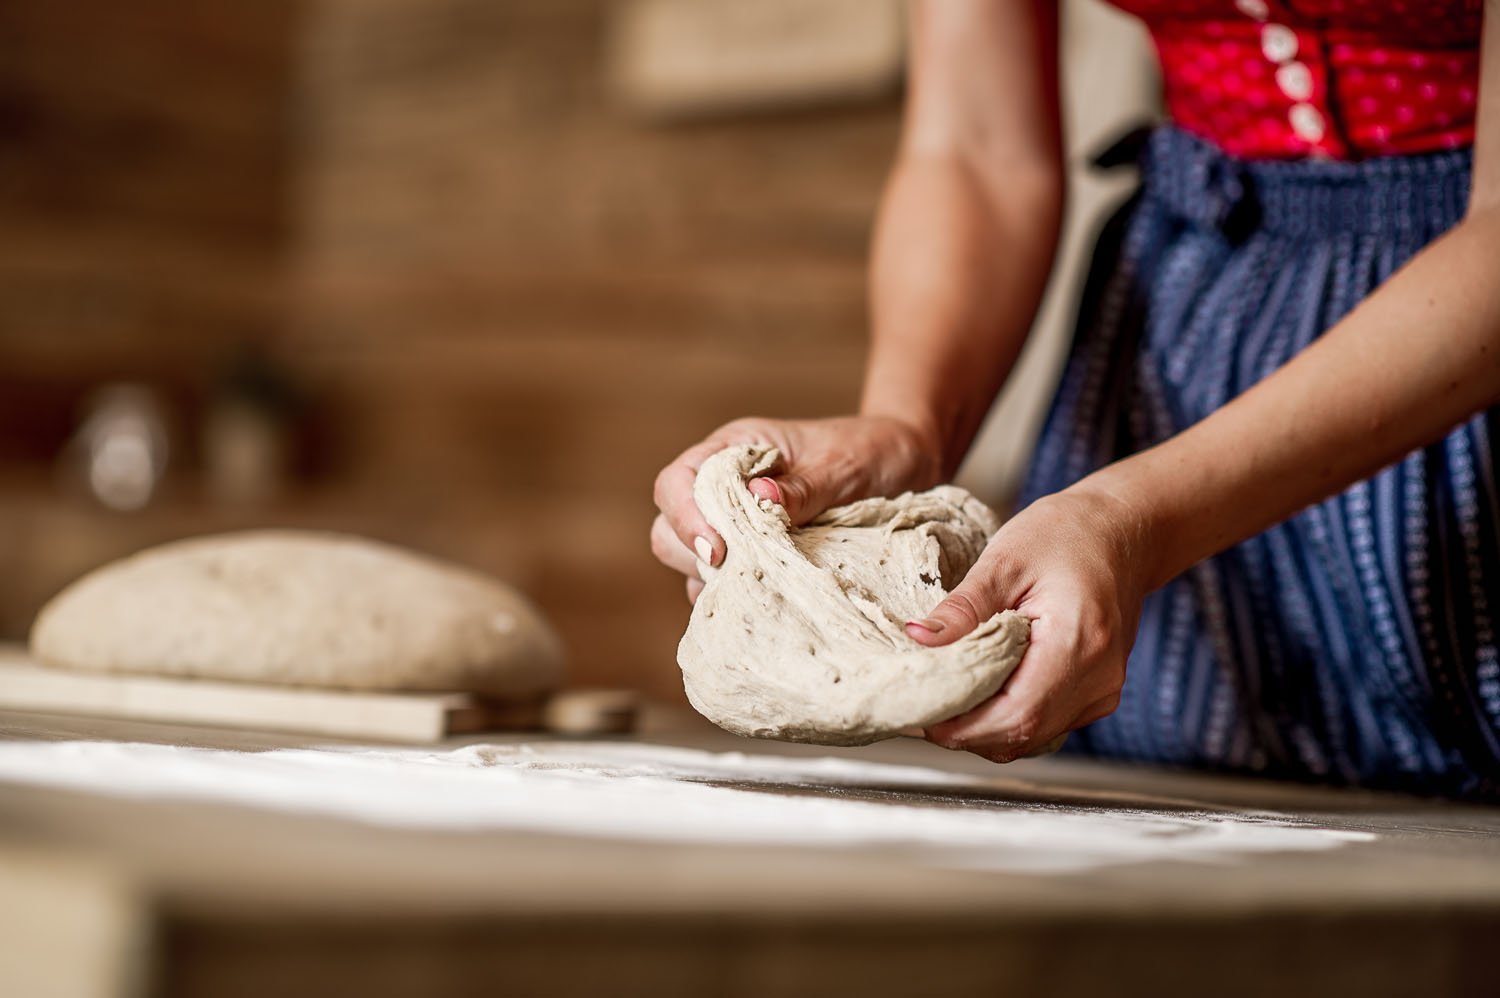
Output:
[1289, 102, 1326, 142]
[1275, 61, 1313, 101]
[1235, 0, 1270, 20]
[1261, 23, 1298, 62]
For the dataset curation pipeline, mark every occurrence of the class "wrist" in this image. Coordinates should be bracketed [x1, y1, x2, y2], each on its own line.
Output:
[856, 406, 948, 489]
[1063, 462, 1182, 595]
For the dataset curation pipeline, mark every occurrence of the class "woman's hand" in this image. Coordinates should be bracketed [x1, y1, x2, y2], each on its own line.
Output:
[651, 415, 942, 602]
[906, 484, 1154, 762]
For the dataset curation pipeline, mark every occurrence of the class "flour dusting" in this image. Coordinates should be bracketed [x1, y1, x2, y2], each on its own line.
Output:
[0, 740, 1373, 873]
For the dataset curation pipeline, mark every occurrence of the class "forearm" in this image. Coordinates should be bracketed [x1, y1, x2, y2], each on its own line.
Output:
[1087, 206, 1500, 591]
[860, 152, 1063, 478]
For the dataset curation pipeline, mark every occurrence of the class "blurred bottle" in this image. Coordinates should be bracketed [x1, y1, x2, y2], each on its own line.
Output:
[203, 346, 297, 506]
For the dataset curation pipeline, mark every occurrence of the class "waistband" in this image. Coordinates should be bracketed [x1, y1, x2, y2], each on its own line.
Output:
[1133, 125, 1472, 240]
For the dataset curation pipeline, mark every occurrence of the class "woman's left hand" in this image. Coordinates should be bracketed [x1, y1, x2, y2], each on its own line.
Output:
[905, 484, 1155, 762]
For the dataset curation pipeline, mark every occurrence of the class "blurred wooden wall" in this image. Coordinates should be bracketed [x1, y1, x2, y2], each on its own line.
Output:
[0, 0, 899, 702]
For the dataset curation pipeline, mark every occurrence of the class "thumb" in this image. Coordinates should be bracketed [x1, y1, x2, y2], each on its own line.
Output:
[905, 585, 991, 648]
[747, 468, 842, 526]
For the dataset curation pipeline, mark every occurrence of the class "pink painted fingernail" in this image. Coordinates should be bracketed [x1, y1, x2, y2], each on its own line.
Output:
[905, 618, 945, 636]
[747, 477, 783, 504]
[693, 535, 715, 565]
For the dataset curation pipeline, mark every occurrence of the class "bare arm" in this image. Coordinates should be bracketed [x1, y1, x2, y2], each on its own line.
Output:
[862, 0, 1065, 477]
[912, 2, 1500, 763]
[651, 1, 1064, 596]
[1087, 3, 1500, 592]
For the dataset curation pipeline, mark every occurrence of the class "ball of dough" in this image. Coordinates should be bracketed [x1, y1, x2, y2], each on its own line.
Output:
[678, 445, 1030, 746]
[30, 530, 564, 696]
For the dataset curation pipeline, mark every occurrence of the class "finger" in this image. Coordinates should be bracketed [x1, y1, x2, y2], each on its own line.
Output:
[686, 577, 705, 604]
[654, 440, 728, 567]
[905, 582, 995, 648]
[747, 476, 784, 506]
[747, 465, 848, 527]
[903, 533, 1030, 648]
[923, 695, 1038, 761]
[993, 614, 1120, 724]
[1020, 732, 1069, 758]
[923, 657, 1071, 760]
[927, 663, 1117, 762]
[928, 718, 1061, 765]
[650, 514, 702, 579]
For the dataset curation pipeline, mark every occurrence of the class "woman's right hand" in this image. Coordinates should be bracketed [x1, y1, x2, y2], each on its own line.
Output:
[651, 415, 942, 602]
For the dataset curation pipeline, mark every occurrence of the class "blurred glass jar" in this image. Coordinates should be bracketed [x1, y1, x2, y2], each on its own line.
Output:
[66, 384, 171, 512]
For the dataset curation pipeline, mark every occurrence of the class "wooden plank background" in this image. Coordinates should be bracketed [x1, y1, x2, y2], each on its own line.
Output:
[0, 0, 900, 702]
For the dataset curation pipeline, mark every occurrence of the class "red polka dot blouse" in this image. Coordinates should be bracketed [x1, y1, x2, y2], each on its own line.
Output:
[1106, 0, 1482, 159]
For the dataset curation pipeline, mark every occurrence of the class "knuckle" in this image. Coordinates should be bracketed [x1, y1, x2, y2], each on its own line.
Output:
[972, 733, 1028, 764]
[649, 526, 673, 563]
[1076, 614, 1117, 662]
[721, 418, 763, 440]
[652, 467, 674, 509]
[941, 589, 986, 628]
[1023, 733, 1070, 758]
[936, 732, 970, 751]
[924, 724, 968, 751]
[777, 475, 808, 512]
[1006, 707, 1046, 747]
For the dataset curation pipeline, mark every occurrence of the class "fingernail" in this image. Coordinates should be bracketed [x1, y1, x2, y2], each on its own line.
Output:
[747, 477, 783, 504]
[693, 535, 715, 565]
[905, 618, 945, 636]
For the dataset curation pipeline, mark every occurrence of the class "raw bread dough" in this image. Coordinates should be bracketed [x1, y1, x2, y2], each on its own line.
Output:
[678, 445, 1030, 745]
[30, 530, 564, 696]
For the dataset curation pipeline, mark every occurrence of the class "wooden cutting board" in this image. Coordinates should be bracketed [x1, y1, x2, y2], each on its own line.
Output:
[0, 647, 636, 743]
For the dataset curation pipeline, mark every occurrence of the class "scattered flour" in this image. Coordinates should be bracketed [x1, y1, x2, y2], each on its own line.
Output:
[0, 740, 1372, 874]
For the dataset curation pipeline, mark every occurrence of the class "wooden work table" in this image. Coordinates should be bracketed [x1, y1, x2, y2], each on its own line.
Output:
[1, 708, 1498, 998]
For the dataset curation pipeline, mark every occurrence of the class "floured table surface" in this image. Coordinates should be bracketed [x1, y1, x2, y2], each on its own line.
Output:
[0, 709, 1498, 998]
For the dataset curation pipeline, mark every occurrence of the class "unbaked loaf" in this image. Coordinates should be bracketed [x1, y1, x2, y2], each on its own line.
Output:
[30, 530, 564, 696]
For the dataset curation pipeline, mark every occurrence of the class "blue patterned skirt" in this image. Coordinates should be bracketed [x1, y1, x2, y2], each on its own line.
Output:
[1020, 126, 1499, 799]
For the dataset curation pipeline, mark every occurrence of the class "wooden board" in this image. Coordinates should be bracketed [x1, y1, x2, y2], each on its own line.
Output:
[0, 650, 636, 743]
